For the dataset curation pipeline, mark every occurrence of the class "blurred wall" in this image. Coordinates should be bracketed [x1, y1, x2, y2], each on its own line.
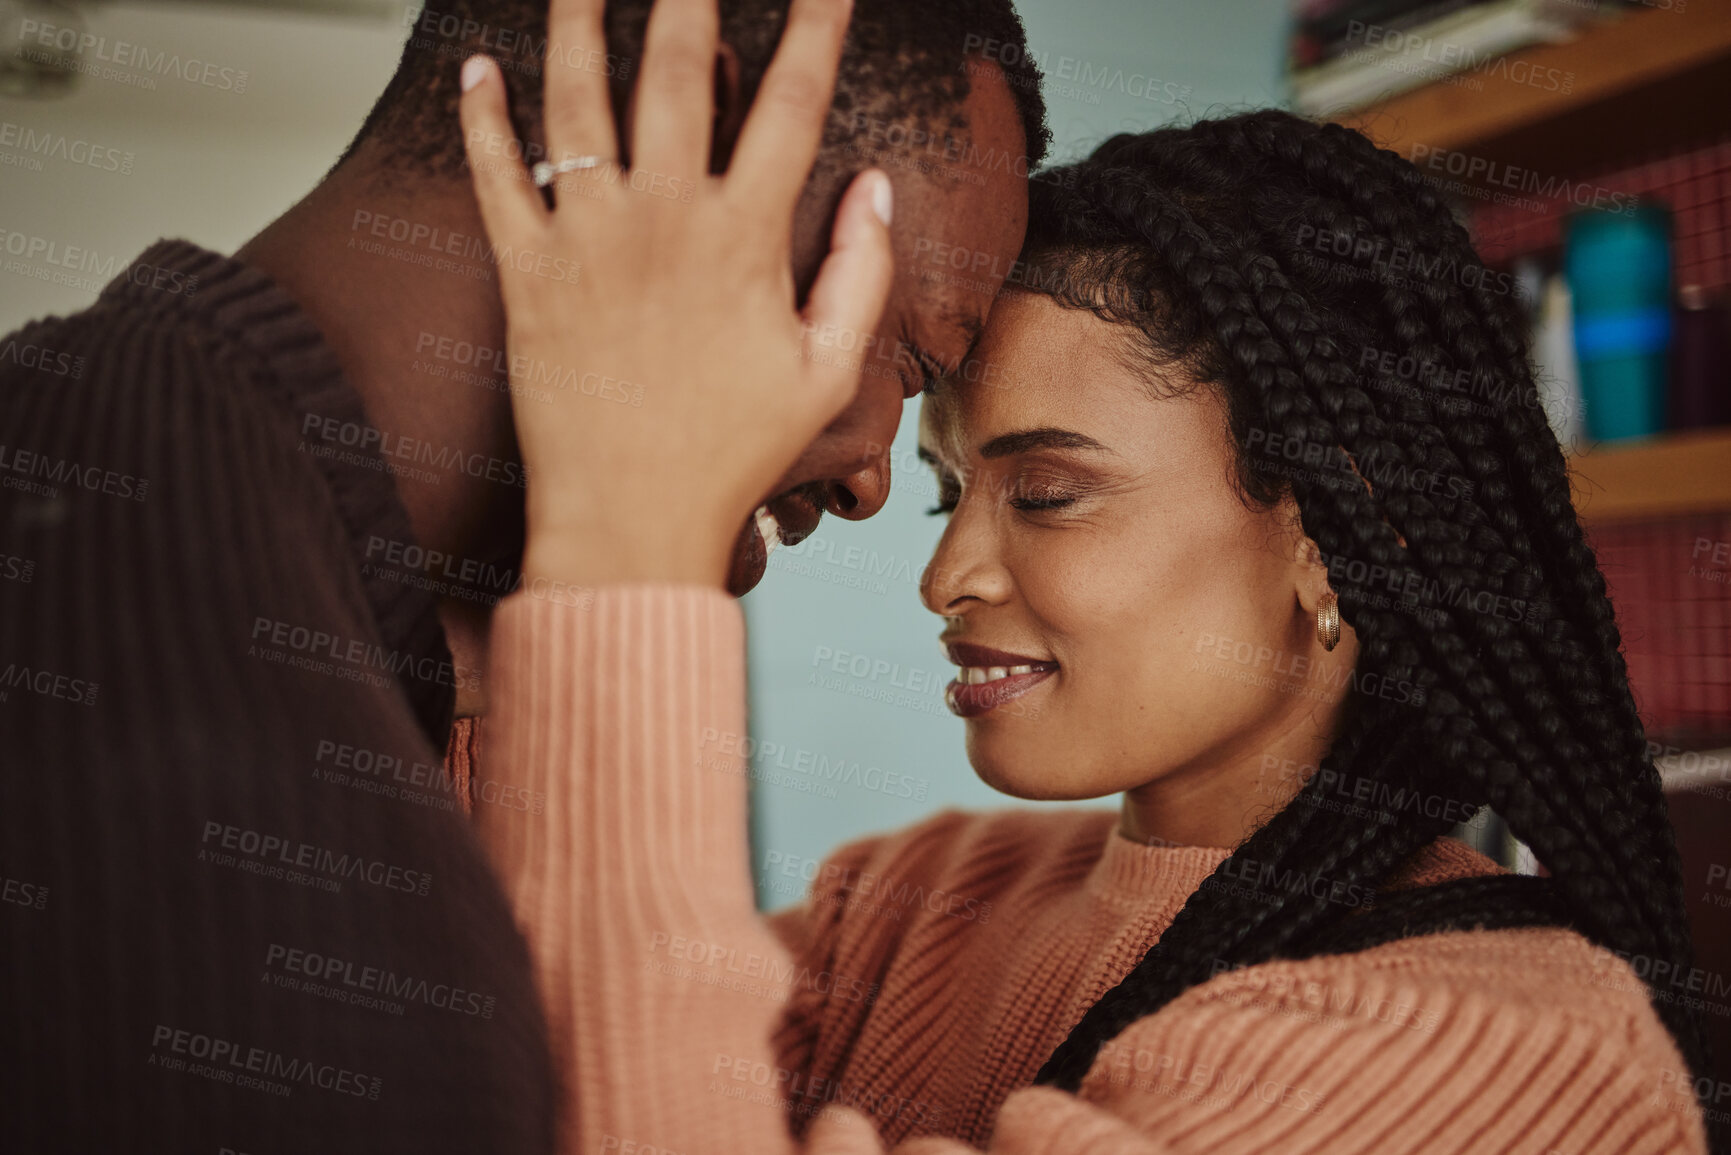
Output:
[743, 0, 1293, 906]
[0, 0, 410, 333]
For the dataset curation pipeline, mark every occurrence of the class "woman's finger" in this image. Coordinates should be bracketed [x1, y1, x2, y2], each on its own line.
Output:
[541, 0, 620, 166]
[459, 55, 548, 245]
[799, 168, 895, 405]
[805, 1105, 888, 1155]
[630, 0, 720, 179]
[726, 0, 851, 224]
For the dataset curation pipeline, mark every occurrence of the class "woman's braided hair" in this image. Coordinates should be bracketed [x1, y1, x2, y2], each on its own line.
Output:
[1018, 110, 1719, 1144]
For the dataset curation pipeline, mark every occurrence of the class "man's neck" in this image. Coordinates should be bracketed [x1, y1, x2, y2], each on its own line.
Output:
[235, 149, 516, 716]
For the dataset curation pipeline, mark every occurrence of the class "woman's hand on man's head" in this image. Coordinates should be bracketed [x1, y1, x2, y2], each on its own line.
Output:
[457, 0, 895, 590]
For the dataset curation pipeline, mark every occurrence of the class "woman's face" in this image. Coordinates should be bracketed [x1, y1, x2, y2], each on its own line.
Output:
[918, 293, 1356, 847]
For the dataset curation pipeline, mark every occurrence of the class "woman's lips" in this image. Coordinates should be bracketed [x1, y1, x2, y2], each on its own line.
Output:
[943, 642, 1058, 719]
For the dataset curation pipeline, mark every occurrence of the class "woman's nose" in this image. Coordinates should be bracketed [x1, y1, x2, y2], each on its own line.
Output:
[921, 509, 1009, 615]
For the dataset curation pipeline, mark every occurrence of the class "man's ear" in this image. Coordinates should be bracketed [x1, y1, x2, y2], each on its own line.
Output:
[710, 43, 746, 173]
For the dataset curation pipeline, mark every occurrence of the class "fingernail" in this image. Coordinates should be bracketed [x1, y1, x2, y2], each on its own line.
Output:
[870, 172, 893, 227]
[461, 55, 490, 93]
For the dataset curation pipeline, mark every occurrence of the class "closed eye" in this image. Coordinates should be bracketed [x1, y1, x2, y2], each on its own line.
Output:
[926, 472, 960, 516]
[919, 445, 958, 515]
[1011, 491, 1077, 511]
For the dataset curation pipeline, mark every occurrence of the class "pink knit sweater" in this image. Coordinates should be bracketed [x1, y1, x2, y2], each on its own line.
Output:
[457, 586, 1708, 1154]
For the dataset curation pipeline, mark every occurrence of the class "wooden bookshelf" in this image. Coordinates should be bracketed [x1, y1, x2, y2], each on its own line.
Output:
[1319, 7, 1731, 527]
[1337, 3, 1731, 163]
[1568, 426, 1731, 523]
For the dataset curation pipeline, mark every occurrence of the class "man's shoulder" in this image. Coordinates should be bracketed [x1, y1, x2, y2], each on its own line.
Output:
[0, 238, 362, 504]
[1, 238, 324, 406]
[3, 248, 257, 414]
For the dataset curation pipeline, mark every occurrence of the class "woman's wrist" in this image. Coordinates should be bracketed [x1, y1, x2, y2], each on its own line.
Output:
[521, 517, 734, 591]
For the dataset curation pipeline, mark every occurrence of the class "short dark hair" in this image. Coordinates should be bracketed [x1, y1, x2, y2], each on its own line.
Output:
[347, 1, 1050, 187]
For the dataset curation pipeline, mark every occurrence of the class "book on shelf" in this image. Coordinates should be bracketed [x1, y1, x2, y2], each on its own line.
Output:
[1291, 0, 1497, 70]
[1288, 0, 1603, 117]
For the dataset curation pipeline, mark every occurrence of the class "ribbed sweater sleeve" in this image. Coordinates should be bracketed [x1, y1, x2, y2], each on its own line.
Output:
[474, 586, 828, 1154]
[477, 586, 1708, 1155]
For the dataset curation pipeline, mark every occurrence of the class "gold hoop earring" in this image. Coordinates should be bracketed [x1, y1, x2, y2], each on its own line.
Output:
[1317, 590, 1340, 652]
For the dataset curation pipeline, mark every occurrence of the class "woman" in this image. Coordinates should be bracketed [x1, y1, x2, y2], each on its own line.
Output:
[452, 4, 1718, 1151]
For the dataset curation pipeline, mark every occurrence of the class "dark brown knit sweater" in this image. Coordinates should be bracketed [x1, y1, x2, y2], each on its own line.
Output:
[0, 240, 553, 1153]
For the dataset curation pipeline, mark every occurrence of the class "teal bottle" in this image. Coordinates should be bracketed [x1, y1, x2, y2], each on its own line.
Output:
[1564, 204, 1673, 442]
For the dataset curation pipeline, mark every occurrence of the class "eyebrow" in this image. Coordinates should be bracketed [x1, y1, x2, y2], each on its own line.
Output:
[958, 314, 985, 350]
[914, 314, 986, 395]
[978, 427, 1112, 459]
[911, 344, 949, 393]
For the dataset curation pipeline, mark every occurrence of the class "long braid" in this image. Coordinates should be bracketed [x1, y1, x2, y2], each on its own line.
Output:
[1214, 117, 1680, 902]
[1212, 118, 1702, 1007]
[1016, 112, 1718, 1145]
[1177, 115, 1689, 1038]
[1114, 117, 1682, 969]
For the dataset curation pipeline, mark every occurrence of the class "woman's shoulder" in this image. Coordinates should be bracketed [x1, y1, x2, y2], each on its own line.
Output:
[1090, 926, 1705, 1151]
[1353, 838, 1675, 1032]
[1189, 922, 1657, 1024]
[1188, 831, 1670, 1042]
[1137, 837, 1702, 1133]
[1383, 832, 1509, 888]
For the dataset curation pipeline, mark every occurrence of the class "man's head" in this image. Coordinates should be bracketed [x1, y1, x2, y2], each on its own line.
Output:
[344, 1, 1048, 594]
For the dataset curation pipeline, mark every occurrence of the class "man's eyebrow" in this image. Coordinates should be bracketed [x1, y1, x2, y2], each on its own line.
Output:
[959, 314, 984, 352]
[978, 428, 1112, 458]
[914, 315, 985, 395]
[948, 316, 986, 375]
[911, 343, 950, 391]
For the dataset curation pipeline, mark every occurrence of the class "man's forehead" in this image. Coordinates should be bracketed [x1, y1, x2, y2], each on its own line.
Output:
[936, 306, 985, 359]
[893, 251, 984, 342]
[887, 160, 1027, 366]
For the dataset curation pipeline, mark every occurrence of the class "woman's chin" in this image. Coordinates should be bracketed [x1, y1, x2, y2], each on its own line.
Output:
[969, 762, 1039, 799]
[964, 716, 1142, 802]
[965, 734, 1089, 801]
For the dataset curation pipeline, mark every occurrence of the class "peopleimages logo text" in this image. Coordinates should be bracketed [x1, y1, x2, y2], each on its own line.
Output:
[200, 821, 433, 896]
[19, 20, 251, 92]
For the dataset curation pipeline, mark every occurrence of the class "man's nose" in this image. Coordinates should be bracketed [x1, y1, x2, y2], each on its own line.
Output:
[824, 453, 892, 521]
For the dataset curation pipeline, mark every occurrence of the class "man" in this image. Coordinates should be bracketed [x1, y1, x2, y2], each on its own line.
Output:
[244, 0, 1045, 706]
[0, 0, 1045, 1150]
